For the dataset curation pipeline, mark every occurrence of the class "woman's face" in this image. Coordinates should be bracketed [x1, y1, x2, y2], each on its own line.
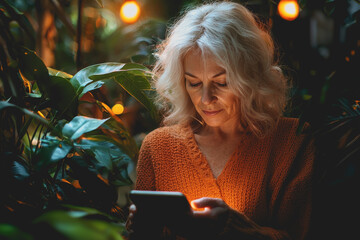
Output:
[184, 49, 240, 129]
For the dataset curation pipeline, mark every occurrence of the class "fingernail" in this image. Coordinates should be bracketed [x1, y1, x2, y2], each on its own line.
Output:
[190, 200, 206, 211]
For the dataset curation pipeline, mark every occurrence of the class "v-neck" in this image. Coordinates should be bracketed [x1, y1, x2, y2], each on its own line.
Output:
[182, 124, 248, 183]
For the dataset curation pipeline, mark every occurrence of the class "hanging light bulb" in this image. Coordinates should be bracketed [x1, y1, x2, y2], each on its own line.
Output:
[278, 0, 300, 21]
[120, 0, 140, 24]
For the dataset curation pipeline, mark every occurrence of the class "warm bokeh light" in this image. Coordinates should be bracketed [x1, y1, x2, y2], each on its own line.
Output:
[120, 1, 140, 24]
[112, 103, 124, 115]
[278, 0, 299, 21]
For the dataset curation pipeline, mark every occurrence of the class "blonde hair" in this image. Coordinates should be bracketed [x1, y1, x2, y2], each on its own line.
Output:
[153, 1, 289, 137]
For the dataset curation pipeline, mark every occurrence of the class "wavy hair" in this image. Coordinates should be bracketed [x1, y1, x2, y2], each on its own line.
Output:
[152, 1, 289, 137]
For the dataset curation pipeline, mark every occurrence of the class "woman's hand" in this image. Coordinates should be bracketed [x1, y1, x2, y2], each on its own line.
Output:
[125, 204, 137, 233]
[127, 198, 230, 239]
[191, 197, 231, 226]
[167, 197, 231, 239]
[184, 197, 231, 238]
[184, 198, 273, 240]
[190, 198, 277, 240]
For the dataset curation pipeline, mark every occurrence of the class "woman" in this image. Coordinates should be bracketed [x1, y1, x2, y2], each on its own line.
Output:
[127, 1, 314, 239]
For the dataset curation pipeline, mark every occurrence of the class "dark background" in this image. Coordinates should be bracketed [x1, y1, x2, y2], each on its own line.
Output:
[3, 0, 360, 239]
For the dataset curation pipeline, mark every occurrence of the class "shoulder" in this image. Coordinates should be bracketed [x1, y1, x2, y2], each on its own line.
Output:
[268, 117, 315, 175]
[273, 117, 305, 136]
[269, 117, 310, 143]
[142, 124, 189, 146]
[277, 117, 300, 130]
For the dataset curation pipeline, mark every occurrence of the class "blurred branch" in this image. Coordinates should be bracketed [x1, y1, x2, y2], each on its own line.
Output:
[0, 44, 13, 98]
[48, 0, 76, 37]
[76, 0, 83, 70]
[95, 0, 104, 8]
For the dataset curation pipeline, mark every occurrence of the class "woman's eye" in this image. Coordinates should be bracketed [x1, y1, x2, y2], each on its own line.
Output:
[189, 82, 201, 87]
[216, 82, 227, 87]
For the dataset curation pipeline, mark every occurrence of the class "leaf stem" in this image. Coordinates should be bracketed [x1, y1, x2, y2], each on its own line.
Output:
[26, 130, 33, 159]
[34, 123, 44, 154]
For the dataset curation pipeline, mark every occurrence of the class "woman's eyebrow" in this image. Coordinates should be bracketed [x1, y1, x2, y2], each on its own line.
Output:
[185, 70, 226, 79]
[184, 72, 197, 78]
[212, 70, 226, 78]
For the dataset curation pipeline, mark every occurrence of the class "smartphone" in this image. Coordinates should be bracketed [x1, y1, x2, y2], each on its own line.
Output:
[129, 190, 192, 219]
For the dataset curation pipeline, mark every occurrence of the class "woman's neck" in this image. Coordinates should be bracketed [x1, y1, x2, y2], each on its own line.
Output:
[197, 124, 244, 140]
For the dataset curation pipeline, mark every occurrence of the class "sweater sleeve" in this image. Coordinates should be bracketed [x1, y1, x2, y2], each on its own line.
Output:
[218, 210, 290, 240]
[268, 135, 315, 240]
[135, 134, 156, 191]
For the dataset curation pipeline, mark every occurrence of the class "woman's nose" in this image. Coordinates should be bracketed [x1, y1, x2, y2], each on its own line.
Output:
[201, 86, 216, 105]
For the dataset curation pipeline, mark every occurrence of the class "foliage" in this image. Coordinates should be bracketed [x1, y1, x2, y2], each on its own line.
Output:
[294, 1, 360, 238]
[0, 0, 158, 239]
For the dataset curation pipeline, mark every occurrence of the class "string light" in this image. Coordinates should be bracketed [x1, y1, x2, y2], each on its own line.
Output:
[278, 0, 299, 21]
[120, 1, 140, 24]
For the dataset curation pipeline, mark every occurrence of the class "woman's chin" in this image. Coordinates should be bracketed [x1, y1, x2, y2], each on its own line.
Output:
[203, 120, 223, 127]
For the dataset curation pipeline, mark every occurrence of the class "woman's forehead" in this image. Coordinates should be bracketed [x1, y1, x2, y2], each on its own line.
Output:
[184, 49, 225, 73]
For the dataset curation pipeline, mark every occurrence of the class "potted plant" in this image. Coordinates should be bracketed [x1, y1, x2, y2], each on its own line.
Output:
[0, 1, 157, 239]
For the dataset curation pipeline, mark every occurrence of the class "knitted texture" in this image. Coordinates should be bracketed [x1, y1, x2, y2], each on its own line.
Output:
[135, 117, 314, 240]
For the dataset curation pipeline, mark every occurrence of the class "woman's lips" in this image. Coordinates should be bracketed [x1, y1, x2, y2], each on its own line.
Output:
[202, 110, 222, 116]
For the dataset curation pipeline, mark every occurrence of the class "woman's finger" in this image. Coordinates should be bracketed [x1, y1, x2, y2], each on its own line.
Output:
[129, 204, 137, 213]
[126, 204, 137, 231]
[191, 197, 226, 209]
[125, 216, 132, 231]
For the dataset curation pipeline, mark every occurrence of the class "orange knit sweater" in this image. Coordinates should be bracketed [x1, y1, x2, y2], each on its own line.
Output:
[135, 117, 314, 240]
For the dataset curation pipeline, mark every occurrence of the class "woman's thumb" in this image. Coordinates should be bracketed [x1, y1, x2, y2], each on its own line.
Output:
[191, 197, 223, 209]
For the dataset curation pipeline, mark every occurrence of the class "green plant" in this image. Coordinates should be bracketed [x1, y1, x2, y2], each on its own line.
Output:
[295, 1, 360, 238]
[0, 0, 157, 239]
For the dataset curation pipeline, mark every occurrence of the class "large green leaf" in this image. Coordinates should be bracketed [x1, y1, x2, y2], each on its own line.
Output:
[0, 223, 32, 240]
[17, 48, 78, 120]
[33, 210, 124, 240]
[115, 73, 154, 110]
[88, 63, 157, 119]
[88, 63, 151, 88]
[75, 139, 114, 170]
[47, 76, 78, 120]
[61, 205, 116, 220]
[1, 152, 30, 188]
[11, 160, 30, 181]
[75, 138, 133, 186]
[70, 63, 128, 98]
[100, 118, 138, 160]
[17, 47, 48, 83]
[48, 67, 73, 80]
[110, 156, 133, 187]
[36, 136, 73, 170]
[81, 81, 105, 97]
[79, 118, 138, 160]
[62, 116, 109, 140]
